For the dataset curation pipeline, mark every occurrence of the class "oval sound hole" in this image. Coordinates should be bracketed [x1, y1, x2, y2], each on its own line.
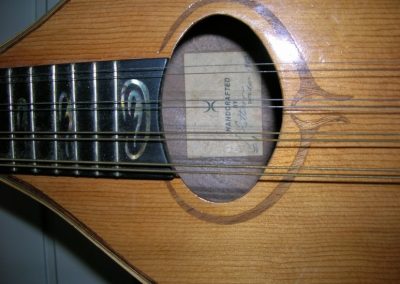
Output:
[162, 16, 282, 202]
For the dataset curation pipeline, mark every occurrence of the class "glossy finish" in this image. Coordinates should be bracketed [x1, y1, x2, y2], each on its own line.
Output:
[1, 0, 400, 283]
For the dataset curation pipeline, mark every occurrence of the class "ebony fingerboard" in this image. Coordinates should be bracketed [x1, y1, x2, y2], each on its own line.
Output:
[0, 58, 173, 179]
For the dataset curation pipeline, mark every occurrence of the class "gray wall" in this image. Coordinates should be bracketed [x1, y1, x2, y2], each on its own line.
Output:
[0, 1, 138, 283]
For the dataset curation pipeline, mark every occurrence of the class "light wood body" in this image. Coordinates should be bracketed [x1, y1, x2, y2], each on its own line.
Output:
[1, 0, 400, 282]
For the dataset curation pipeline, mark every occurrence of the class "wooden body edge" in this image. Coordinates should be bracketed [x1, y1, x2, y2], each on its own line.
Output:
[0, 0, 70, 54]
[0, 175, 153, 284]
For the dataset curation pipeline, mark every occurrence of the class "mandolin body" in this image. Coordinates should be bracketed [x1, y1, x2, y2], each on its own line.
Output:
[1, 0, 400, 283]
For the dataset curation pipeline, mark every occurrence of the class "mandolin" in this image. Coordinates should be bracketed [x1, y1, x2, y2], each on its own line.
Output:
[1, 0, 400, 282]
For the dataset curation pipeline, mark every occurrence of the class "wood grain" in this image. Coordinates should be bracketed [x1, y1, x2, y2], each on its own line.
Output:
[1, 0, 400, 283]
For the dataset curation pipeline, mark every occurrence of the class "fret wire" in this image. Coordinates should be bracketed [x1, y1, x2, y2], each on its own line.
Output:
[51, 65, 59, 174]
[71, 64, 79, 174]
[0, 162, 399, 180]
[1, 157, 400, 173]
[29, 67, 37, 172]
[93, 62, 99, 175]
[7, 68, 16, 172]
[113, 61, 120, 176]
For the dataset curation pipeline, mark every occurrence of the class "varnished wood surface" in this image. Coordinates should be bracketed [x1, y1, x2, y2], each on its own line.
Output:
[1, 0, 400, 283]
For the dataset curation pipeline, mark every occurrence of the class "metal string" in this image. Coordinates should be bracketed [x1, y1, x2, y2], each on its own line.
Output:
[1, 157, 399, 173]
[3, 97, 400, 107]
[1, 130, 400, 136]
[1, 107, 400, 113]
[0, 61, 399, 111]
[1, 131, 399, 147]
[1, 60, 400, 78]
[1, 74, 399, 84]
[0, 136, 399, 144]
[0, 61, 399, 179]
[0, 161, 399, 181]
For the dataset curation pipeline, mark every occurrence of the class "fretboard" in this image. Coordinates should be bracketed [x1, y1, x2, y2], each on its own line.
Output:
[0, 58, 172, 179]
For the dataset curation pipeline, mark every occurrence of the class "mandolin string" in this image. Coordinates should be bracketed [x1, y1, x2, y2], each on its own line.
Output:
[0, 162, 399, 181]
[3, 97, 400, 108]
[1, 106, 400, 113]
[0, 73, 399, 83]
[0, 63, 399, 108]
[0, 110, 399, 136]
[0, 120, 399, 139]
[1, 136, 400, 145]
[2, 157, 400, 173]
[0, 63, 399, 178]
[1, 96, 400, 105]
[1, 130, 398, 175]
[2, 130, 400, 136]
[1, 131, 400, 147]
[1, 140, 398, 173]
[0, 70, 399, 85]
[1, 102, 400, 116]
[1, 60, 400, 77]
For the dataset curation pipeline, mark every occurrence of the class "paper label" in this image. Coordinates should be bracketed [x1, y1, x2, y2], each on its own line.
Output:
[184, 52, 263, 158]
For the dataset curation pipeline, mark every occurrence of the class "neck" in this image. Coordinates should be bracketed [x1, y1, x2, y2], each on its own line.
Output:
[0, 58, 172, 179]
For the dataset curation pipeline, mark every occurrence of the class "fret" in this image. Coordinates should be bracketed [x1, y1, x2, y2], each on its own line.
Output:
[113, 58, 171, 178]
[0, 69, 11, 163]
[34, 65, 55, 173]
[56, 63, 76, 174]
[56, 64, 70, 163]
[28, 67, 37, 172]
[10, 67, 33, 173]
[92, 62, 99, 174]
[96, 60, 116, 176]
[113, 61, 120, 176]
[11, 67, 32, 167]
[7, 69, 16, 170]
[74, 63, 94, 164]
[118, 59, 154, 164]
[51, 65, 59, 174]
[71, 64, 79, 171]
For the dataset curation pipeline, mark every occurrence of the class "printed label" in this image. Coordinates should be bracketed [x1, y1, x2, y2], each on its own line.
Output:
[184, 52, 263, 158]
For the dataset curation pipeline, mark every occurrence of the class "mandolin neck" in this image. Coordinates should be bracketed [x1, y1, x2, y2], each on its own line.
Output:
[0, 58, 172, 179]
